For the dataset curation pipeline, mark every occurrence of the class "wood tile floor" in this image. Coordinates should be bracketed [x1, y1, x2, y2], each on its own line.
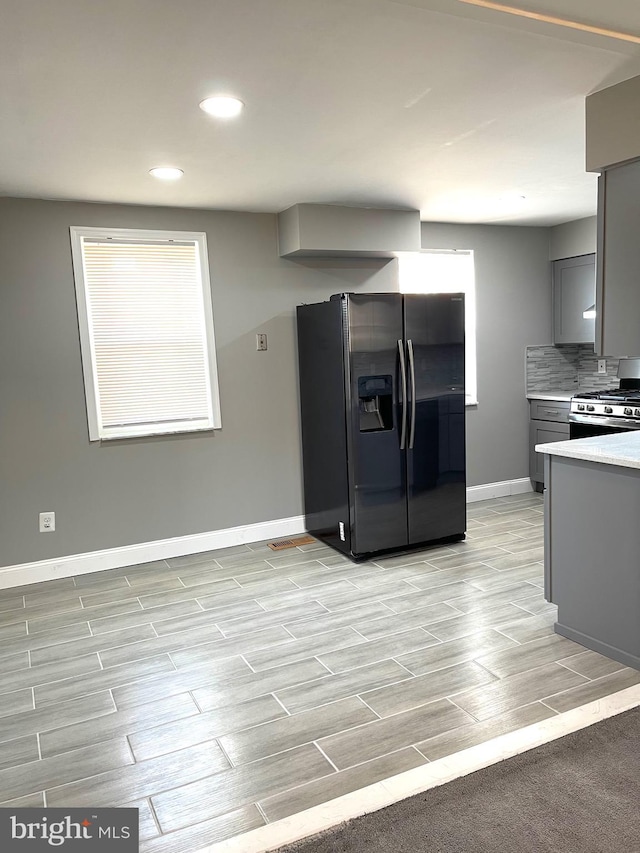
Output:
[1, 492, 639, 853]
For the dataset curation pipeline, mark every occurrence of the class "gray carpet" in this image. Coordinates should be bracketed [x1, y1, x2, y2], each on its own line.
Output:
[277, 706, 640, 853]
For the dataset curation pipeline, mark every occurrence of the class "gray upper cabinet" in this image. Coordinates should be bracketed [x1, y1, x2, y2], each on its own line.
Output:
[552, 254, 595, 345]
[596, 160, 640, 357]
[277, 204, 421, 258]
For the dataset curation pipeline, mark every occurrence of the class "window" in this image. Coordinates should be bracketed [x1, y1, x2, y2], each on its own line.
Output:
[398, 250, 477, 405]
[70, 226, 221, 441]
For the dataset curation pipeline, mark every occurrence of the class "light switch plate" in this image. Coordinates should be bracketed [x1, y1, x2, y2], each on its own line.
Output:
[597, 358, 607, 374]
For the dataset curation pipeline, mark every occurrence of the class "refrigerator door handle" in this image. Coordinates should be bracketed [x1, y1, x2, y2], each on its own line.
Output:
[407, 338, 416, 449]
[397, 339, 408, 450]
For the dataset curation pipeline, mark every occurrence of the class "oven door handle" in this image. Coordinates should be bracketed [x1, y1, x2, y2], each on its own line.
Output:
[569, 413, 640, 430]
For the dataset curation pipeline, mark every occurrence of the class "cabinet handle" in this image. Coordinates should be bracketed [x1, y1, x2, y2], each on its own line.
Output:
[542, 409, 559, 415]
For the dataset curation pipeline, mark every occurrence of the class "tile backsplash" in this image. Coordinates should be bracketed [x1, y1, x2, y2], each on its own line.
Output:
[576, 349, 621, 390]
[526, 345, 620, 394]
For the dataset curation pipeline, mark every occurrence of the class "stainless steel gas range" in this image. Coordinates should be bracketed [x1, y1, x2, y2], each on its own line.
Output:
[569, 358, 640, 439]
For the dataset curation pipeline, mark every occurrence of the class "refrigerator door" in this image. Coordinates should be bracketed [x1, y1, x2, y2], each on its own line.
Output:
[346, 293, 408, 555]
[404, 293, 466, 545]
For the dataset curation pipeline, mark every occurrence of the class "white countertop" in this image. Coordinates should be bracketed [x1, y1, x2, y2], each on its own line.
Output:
[536, 431, 640, 469]
[527, 390, 576, 402]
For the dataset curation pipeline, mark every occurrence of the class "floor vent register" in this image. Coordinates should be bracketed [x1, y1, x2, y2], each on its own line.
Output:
[267, 535, 317, 551]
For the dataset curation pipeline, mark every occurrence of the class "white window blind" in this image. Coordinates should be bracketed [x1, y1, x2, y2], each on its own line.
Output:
[70, 227, 221, 441]
[398, 250, 478, 405]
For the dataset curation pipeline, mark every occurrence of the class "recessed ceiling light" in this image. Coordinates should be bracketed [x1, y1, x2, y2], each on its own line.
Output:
[149, 167, 184, 180]
[199, 96, 244, 118]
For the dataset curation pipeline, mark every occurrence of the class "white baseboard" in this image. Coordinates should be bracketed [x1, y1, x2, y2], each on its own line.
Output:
[466, 477, 533, 503]
[0, 515, 306, 590]
[0, 478, 535, 590]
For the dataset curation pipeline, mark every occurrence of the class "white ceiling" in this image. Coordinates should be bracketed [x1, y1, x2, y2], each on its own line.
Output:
[2, 0, 640, 225]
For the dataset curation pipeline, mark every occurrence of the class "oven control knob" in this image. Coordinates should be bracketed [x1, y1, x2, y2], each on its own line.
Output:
[604, 406, 613, 414]
[577, 404, 585, 411]
[625, 407, 633, 416]
[587, 405, 595, 412]
[635, 409, 640, 417]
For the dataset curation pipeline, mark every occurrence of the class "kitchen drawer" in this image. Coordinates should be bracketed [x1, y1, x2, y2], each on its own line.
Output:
[529, 400, 571, 423]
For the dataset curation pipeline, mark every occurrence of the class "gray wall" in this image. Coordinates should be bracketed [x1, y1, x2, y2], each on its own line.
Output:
[422, 223, 552, 488]
[0, 198, 396, 567]
[549, 216, 596, 260]
[0, 199, 550, 568]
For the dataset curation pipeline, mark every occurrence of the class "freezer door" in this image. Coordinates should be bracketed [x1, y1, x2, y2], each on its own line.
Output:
[346, 293, 408, 555]
[297, 300, 351, 555]
[404, 293, 466, 544]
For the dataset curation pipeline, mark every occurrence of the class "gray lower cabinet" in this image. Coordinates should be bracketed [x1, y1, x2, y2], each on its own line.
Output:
[552, 254, 595, 344]
[529, 400, 570, 487]
[544, 452, 640, 670]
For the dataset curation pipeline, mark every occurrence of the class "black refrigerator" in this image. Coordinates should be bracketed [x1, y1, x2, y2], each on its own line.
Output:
[296, 292, 466, 559]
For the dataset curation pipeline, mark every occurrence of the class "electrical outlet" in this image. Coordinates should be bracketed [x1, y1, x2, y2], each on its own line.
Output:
[39, 511, 55, 532]
[598, 359, 607, 375]
[256, 333, 268, 351]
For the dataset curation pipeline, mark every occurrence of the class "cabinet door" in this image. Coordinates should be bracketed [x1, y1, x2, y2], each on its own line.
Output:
[597, 161, 640, 357]
[529, 421, 570, 484]
[552, 255, 595, 344]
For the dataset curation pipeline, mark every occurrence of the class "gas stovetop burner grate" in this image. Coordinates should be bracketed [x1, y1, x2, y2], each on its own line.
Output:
[573, 388, 640, 402]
